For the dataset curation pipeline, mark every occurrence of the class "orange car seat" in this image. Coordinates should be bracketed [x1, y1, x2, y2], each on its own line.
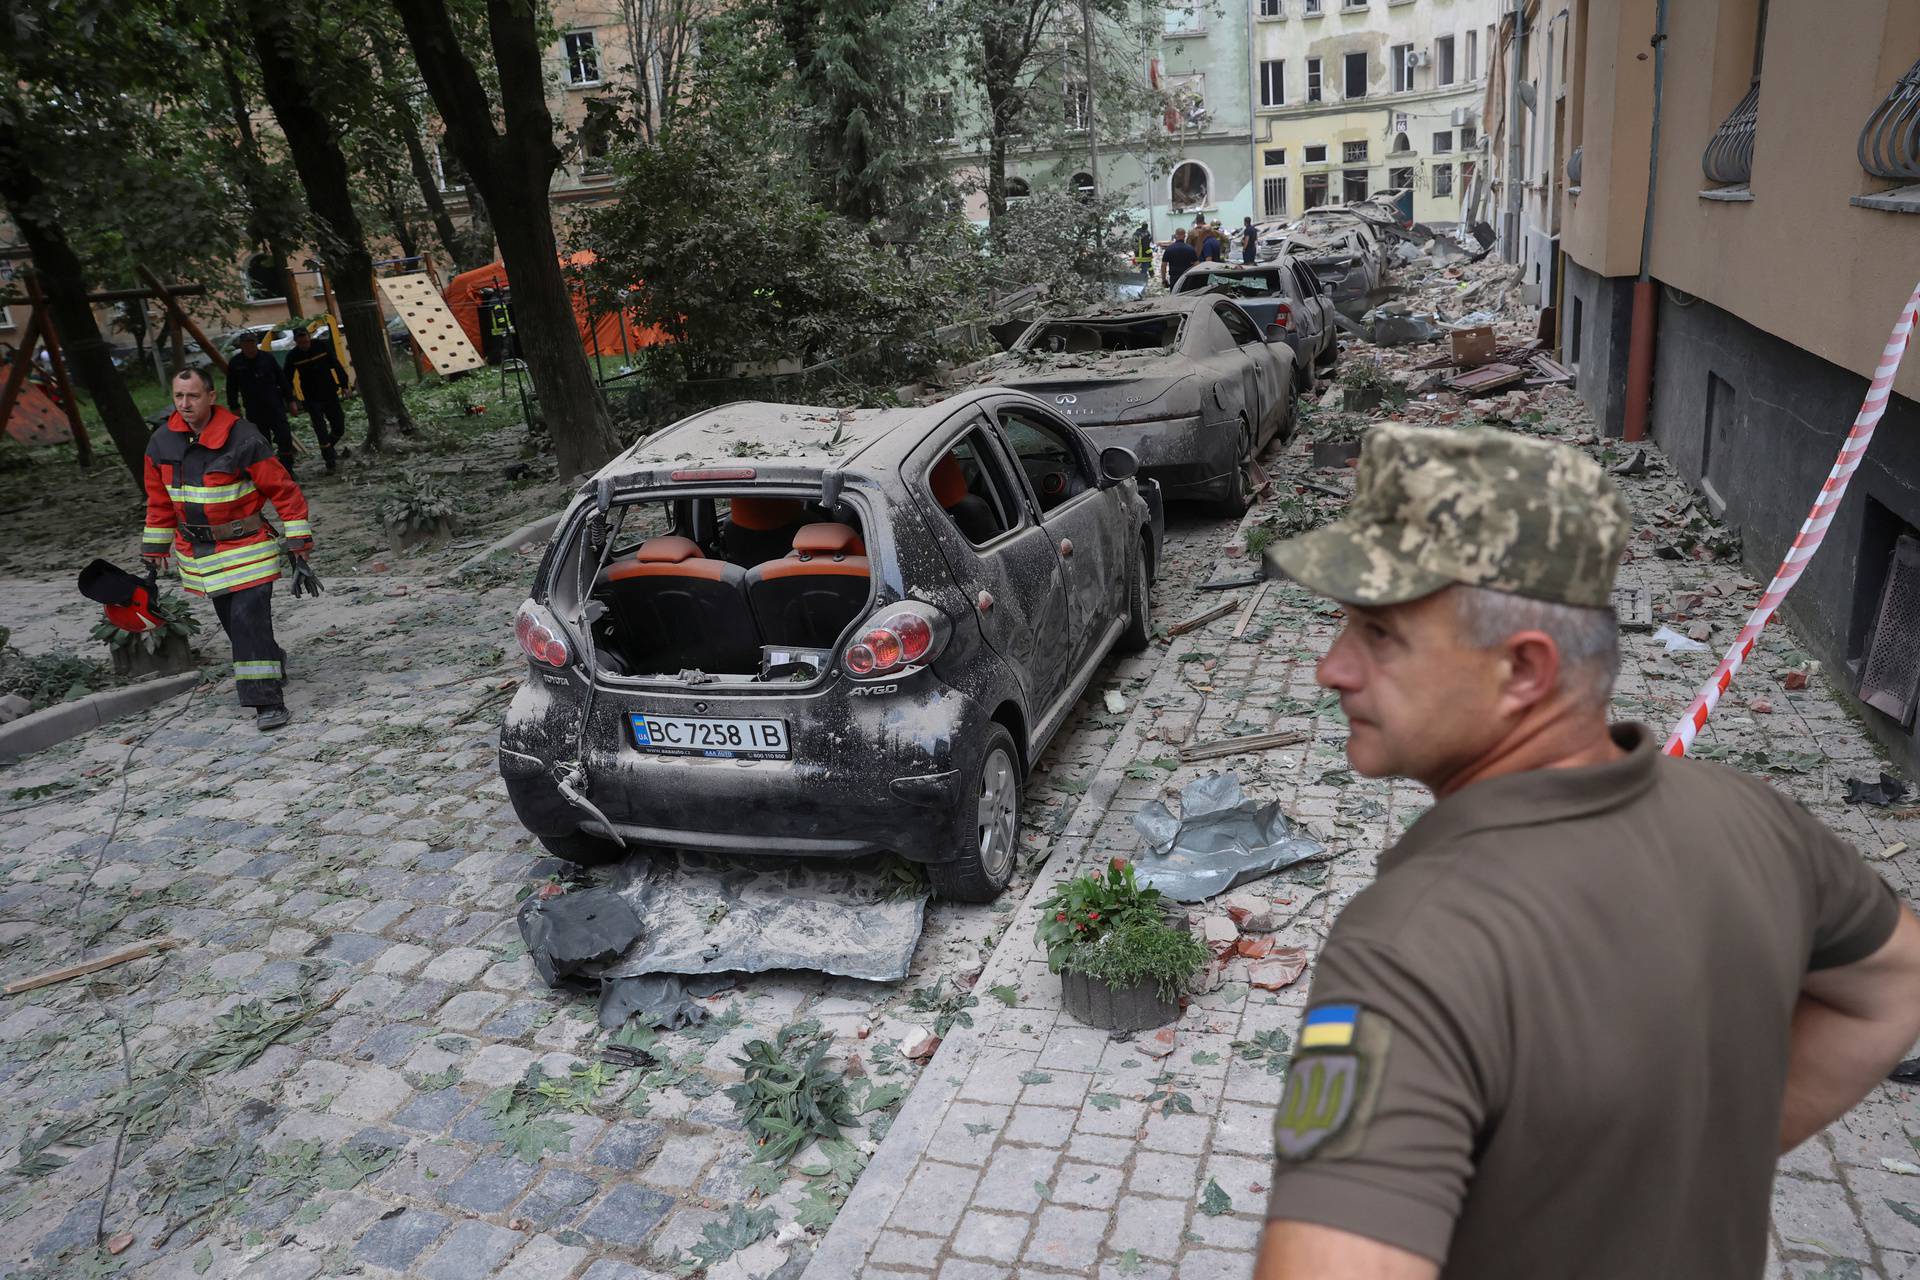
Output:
[721, 496, 808, 567]
[932, 454, 1002, 543]
[603, 536, 760, 672]
[745, 523, 872, 649]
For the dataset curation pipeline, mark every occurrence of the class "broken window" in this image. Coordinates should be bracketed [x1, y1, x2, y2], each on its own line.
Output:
[1461, 124, 1477, 148]
[1070, 171, 1096, 199]
[1344, 51, 1367, 99]
[1433, 163, 1453, 196]
[1343, 140, 1368, 163]
[1390, 166, 1414, 190]
[564, 31, 601, 85]
[1432, 129, 1453, 153]
[1306, 57, 1323, 102]
[1342, 168, 1368, 203]
[1303, 173, 1329, 208]
[1024, 314, 1184, 354]
[1858, 56, 1920, 182]
[1164, 0, 1202, 35]
[1391, 43, 1414, 93]
[1170, 161, 1211, 209]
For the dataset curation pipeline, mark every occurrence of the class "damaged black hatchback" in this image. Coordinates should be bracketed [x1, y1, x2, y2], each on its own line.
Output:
[498, 388, 1163, 901]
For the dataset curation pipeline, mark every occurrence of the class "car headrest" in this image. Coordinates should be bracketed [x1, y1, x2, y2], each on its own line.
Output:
[931, 455, 969, 509]
[727, 497, 805, 531]
[791, 523, 864, 559]
[635, 535, 703, 564]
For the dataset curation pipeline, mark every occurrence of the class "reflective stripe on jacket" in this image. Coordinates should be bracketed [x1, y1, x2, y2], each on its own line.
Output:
[142, 406, 314, 597]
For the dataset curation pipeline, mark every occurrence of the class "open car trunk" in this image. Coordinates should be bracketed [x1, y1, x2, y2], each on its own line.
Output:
[548, 489, 877, 687]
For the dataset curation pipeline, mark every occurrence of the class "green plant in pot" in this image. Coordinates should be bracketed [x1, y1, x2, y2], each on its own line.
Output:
[89, 589, 200, 678]
[1035, 857, 1209, 1031]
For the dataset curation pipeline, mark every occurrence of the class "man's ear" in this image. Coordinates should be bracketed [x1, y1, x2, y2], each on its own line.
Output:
[1500, 630, 1563, 713]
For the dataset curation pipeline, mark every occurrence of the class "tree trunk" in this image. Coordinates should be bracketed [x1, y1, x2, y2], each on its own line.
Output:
[392, 0, 620, 480]
[240, 1, 413, 449]
[371, 39, 480, 274]
[0, 136, 145, 482]
[218, 47, 301, 321]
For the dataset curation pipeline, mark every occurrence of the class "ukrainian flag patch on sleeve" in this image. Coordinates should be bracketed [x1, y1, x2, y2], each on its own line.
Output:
[1274, 1002, 1389, 1161]
[1299, 1002, 1359, 1049]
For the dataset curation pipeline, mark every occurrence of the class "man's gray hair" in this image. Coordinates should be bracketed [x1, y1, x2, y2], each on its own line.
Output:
[172, 366, 215, 391]
[1452, 585, 1619, 704]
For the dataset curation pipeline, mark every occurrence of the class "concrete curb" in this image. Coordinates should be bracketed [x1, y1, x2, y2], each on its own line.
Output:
[453, 511, 563, 575]
[0, 671, 203, 763]
[806, 508, 1265, 1278]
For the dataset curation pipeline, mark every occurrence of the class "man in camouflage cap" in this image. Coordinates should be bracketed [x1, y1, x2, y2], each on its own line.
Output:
[1255, 425, 1919, 1280]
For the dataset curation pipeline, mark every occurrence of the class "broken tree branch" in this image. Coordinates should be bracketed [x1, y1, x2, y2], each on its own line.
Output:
[1177, 729, 1311, 763]
[4, 939, 179, 995]
[1169, 601, 1238, 636]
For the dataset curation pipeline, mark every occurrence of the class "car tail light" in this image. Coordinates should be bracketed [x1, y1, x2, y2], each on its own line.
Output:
[843, 602, 947, 679]
[1272, 302, 1292, 328]
[515, 600, 571, 668]
[670, 468, 756, 482]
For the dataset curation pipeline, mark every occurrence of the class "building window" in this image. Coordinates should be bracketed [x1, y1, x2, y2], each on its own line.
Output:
[1164, 0, 1203, 35]
[1166, 73, 1208, 131]
[581, 128, 612, 176]
[432, 140, 465, 191]
[1435, 35, 1455, 85]
[1006, 177, 1031, 203]
[244, 255, 285, 303]
[1263, 175, 1288, 215]
[1070, 171, 1096, 199]
[1170, 161, 1212, 209]
[1391, 131, 1410, 154]
[1432, 129, 1453, 153]
[1343, 51, 1367, 99]
[1461, 124, 1477, 149]
[564, 31, 600, 86]
[928, 91, 956, 142]
[1389, 166, 1413, 190]
[1303, 143, 1327, 163]
[1304, 172, 1329, 208]
[1702, 0, 1767, 186]
[1259, 59, 1285, 107]
[1342, 140, 1368, 163]
[1465, 29, 1478, 80]
[1065, 77, 1089, 130]
[1302, 0, 1322, 12]
[1263, 147, 1286, 165]
[1342, 168, 1368, 202]
[1860, 56, 1920, 181]
[1259, 0, 1282, 16]
[1306, 57, 1323, 102]
[1342, 0, 1366, 9]
[1434, 163, 1453, 196]
[1461, 159, 1475, 192]
[1390, 43, 1414, 93]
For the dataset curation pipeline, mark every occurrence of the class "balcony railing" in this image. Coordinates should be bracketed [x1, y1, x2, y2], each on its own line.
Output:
[1859, 56, 1920, 182]
[1702, 80, 1759, 185]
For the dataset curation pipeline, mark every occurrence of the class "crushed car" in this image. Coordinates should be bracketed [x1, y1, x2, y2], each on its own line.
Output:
[1170, 261, 1339, 392]
[498, 389, 1164, 902]
[962, 293, 1296, 514]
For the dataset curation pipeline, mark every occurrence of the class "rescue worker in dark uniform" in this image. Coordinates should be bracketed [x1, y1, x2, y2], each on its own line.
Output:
[143, 367, 314, 731]
[225, 331, 298, 472]
[1255, 425, 1920, 1279]
[286, 328, 351, 473]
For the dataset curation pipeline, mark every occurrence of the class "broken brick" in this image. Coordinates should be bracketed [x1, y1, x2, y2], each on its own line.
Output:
[1249, 948, 1310, 991]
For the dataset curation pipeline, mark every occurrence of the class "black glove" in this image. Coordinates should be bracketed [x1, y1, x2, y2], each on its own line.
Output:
[290, 555, 324, 598]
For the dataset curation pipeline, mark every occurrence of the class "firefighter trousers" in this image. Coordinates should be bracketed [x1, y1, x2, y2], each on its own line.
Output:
[212, 582, 287, 709]
[253, 406, 299, 473]
[305, 396, 347, 465]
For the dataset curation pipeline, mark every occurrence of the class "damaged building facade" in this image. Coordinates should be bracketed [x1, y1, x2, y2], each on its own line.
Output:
[1485, 0, 1920, 773]
[1250, 0, 1500, 226]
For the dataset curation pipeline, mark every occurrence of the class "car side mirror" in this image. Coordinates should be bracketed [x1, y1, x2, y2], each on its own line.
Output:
[1099, 446, 1140, 486]
[1265, 323, 1287, 342]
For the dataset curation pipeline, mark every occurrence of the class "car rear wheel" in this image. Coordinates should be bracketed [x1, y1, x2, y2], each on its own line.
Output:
[538, 830, 629, 866]
[928, 725, 1021, 902]
[1212, 416, 1256, 517]
[1118, 540, 1152, 653]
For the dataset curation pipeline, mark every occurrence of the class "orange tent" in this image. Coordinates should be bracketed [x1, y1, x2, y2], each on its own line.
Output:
[444, 252, 670, 359]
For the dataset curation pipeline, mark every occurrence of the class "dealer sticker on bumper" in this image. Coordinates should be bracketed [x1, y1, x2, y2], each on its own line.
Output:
[630, 713, 790, 760]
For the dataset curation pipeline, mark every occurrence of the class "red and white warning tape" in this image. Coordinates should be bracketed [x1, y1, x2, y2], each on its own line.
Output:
[1664, 281, 1920, 756]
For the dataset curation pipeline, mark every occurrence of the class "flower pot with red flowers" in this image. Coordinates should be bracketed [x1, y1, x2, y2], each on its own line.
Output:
[1034, 858, 1210, 1031]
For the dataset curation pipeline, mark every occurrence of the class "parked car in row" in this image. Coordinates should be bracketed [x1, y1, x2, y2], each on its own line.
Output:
[498, 388, 1164, 901]
[1171, 261, 1339, 391]
[968, 293, 1297, 515]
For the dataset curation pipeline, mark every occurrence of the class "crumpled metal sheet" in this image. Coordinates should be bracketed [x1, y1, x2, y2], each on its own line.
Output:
[598, 852, 929, 983]
[1131, 773, 1327, 902]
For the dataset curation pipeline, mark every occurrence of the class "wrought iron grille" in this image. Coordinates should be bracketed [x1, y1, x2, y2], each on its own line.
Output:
[1702, 81, 1760, 185]
[1859, 56, 1920, 182]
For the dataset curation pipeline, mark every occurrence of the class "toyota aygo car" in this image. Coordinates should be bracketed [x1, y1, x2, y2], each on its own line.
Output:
[497, 388, 1163, 901]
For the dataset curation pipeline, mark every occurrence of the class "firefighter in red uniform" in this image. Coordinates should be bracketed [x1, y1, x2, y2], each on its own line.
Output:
[142, 367, 313, 730]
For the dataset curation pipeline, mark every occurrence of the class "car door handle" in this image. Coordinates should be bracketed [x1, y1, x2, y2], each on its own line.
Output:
[1059, 539, 1073, 557]
[977, 590, 994, 613]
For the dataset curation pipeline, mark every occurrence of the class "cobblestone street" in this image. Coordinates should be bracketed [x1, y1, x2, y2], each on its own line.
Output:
[0, 380, 1917, 1280]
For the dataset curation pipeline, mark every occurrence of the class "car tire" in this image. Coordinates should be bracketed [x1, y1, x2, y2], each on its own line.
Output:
[537, 830, 629, 866]
[1212, 416, 1257, 517]
[927, 724, 1022, 903]
[1118, 539, 1152, 653]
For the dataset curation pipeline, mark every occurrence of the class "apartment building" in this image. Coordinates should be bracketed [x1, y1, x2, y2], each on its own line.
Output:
[1494, 0, 1920, 771]
[1249, 0, 1498, 227]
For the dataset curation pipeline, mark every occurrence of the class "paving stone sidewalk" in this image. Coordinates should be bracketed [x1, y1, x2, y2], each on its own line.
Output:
[808, 407, 1920, 1280]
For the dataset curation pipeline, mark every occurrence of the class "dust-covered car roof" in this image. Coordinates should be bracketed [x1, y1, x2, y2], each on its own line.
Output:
[618, 402, 920, 469]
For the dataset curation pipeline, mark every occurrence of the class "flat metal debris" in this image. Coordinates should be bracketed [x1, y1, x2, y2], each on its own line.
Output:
[1132, 772, 1327, 902]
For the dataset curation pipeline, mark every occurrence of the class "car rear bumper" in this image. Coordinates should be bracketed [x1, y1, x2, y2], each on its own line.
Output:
[1077, 415, 1236, 503]
[497, 672, 987, 862]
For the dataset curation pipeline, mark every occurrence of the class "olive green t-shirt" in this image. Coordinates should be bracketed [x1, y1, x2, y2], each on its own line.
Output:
[1264, 723, 1902, 1278]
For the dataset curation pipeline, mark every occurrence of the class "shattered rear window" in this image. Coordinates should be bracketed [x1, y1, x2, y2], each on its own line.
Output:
[1191, 271, 1286, 296]
[1023, 315, 1184, 354]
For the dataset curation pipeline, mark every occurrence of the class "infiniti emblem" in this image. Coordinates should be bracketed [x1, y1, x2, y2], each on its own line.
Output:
[1055, 394, 1077, 405]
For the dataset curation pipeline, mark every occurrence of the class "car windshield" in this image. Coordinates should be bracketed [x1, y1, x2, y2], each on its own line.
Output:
[1023, 314, 1183, 353]
[1190, 271, 1285, 296]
